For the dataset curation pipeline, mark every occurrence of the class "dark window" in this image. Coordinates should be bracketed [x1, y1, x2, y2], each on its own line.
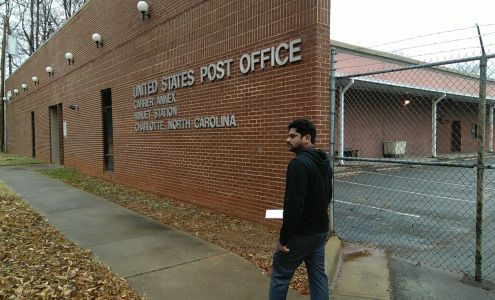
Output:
[451, 121, 461, 152]
[31, 111, 36, 157]
[471, 124, 478, 139]
[102, 89, 114, 172]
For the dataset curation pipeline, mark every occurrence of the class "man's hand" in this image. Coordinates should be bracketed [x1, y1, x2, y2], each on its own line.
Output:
[278, 243, 290, 252]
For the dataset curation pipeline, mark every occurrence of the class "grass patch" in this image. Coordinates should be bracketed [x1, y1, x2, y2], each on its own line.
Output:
[0, 153, 40, 166]
[41, 167, 86, 186]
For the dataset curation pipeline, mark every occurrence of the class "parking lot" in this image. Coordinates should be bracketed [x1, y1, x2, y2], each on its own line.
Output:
[334, 157, 495, 281]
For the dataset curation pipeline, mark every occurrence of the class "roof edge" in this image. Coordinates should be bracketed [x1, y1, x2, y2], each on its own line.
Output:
[330, 39, 491, 82]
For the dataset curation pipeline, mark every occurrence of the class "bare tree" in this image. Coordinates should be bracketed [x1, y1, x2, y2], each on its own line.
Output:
[1, 0, 14, 151]
[4, 0, 85, 71]
[61, 0, 85, 19]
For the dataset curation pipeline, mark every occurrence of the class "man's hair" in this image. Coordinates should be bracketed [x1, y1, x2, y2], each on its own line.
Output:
[288, 119, 316, 144]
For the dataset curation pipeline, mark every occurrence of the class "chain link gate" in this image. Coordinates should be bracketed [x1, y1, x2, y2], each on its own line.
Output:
[329, 48, 495, 282]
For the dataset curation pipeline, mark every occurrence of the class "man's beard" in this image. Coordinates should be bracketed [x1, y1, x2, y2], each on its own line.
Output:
[289, 144, 304, 154]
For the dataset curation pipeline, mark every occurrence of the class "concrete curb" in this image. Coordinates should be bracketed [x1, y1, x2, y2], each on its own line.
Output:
[332, 244, 391, 299]
[325, 236, 343, 287]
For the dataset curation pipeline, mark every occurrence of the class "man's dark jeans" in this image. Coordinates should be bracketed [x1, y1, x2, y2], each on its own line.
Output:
[269, 231, 329, 300]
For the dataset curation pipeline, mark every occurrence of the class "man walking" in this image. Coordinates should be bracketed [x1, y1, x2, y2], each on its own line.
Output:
[269, 119, 331, 300]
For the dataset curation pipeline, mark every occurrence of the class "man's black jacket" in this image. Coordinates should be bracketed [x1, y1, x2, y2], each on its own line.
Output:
[279, 148, 331, 245]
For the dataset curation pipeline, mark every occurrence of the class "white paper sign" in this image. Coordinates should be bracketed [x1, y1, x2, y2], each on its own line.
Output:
[265, 209, 283, 219]
[63, 121, 67, 138]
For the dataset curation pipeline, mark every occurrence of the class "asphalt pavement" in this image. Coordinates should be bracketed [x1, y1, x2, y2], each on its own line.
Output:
[334, 155, 495, 283]
[390, 257, 495, 300]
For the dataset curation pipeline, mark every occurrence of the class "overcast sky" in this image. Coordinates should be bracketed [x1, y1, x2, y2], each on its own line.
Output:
[330, 0, 495, 60]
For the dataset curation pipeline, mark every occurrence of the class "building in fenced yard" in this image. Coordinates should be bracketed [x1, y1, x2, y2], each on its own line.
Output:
[3, 0, 494, 225]
[332, 40, 495, 159]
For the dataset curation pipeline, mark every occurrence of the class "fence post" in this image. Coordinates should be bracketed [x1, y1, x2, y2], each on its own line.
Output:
[475, 54, 487, 282]
[489, 106, 494, 152]
[328, 48, 337, 234]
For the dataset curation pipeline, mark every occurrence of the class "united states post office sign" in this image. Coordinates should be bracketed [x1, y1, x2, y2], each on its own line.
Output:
[132, 38, 303, 132]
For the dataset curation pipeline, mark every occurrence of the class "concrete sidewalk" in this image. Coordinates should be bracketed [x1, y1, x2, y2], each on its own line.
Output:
[330, 243, 391, 299]
[0, 165, 312, 300]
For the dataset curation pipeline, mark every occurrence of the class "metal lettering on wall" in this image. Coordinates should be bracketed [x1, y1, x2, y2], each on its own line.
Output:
[132, 38, 303, 132]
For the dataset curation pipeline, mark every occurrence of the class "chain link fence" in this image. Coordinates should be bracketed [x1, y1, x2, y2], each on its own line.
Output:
[329, 48, 495, 282]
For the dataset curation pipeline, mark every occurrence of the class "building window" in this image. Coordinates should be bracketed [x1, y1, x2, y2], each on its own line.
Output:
[31, 111, 36, 157]
[471, 124, 478, 139]
[102, 89, 114, 172]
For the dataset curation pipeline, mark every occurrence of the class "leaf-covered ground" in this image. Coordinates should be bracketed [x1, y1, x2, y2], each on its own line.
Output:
[42, 167, 311, 295]
[0, 180, 143, 299]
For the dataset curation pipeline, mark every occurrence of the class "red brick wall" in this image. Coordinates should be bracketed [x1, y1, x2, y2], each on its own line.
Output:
[5, 0, 331, 225]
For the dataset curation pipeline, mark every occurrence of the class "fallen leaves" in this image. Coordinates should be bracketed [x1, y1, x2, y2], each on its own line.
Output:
[0, 181, 143, 299]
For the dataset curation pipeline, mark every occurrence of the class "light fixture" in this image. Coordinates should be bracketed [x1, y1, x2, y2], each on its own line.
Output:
[2, 97, 6, 102]
[137, 1, 150, 20]
[21, 83, 28, 91]
[32, 76, 39, 85]
[69, 104, 79, 110]
[46, 66, 54, 77]
[7, 90, 12, 100]
[65, 52, 74, 65]
[404, 100, 411, 105]
[13, 89, 19, 96]
[92, 33, 103, 48]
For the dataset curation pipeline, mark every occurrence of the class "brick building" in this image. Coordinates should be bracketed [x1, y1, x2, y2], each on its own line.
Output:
[332, 41, 495, 159]
[4, 0, 331, 224]
[5, 0, 493, 226]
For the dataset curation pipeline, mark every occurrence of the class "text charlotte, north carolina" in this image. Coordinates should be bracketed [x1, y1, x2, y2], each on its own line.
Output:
[132, 38, 302, 132]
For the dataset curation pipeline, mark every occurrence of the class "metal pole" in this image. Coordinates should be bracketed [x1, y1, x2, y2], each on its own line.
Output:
[475, 24, 487, 282]
[0, 16, 8, 153]
[338, 79, 353, 165]
[3, 103, 6, 152]
[340, 156, 476, 168]
[328, 48, 337, 234]
[432, 93, 446, 158]
[489, 106, 494, 152]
